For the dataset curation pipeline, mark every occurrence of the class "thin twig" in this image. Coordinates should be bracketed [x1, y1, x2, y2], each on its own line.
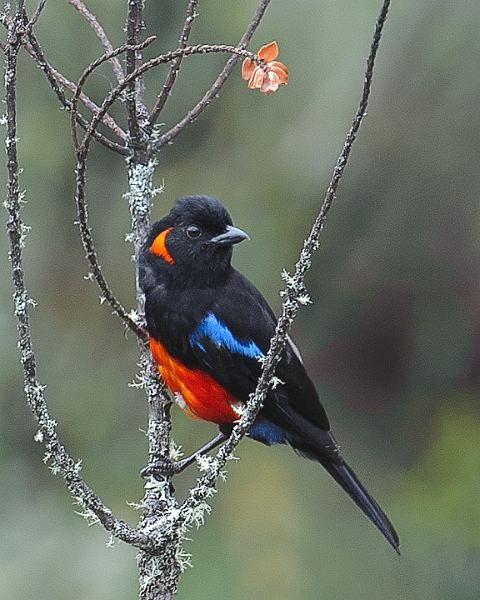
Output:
[77, 43, 267, 160]
[151, 0, 273, 153]
[69, 0, 125, 84]
[73, 154, 149, 340]
[69, 39, 160, 340]
[150, 0, 199, 126]
[23, 30, 128, 153]
[176, 0, 392, 531]
[47, 60, 127, 143]
[70, 36, 156, 151]
[25, 0, 46, 32]
[6, 5, 126, 149]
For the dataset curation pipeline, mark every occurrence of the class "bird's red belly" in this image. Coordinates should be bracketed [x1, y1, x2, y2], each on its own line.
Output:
[149, 337, 241, 424]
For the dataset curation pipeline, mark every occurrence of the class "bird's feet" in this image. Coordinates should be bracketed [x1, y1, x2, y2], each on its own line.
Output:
[140, 457, 191, 479]
[140, 433, 228, 479]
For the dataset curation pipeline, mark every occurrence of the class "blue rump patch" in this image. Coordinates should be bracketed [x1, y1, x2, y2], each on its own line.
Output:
[190, 312, 262, 358]
[248, 417, 288, 446]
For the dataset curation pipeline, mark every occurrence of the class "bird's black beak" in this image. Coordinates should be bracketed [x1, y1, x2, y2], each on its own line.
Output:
[210, 225, 250, 247]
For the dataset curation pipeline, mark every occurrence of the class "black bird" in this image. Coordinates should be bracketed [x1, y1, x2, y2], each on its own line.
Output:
[138, 194, 399, 553]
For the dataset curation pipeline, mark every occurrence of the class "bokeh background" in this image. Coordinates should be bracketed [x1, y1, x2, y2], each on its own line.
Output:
[1, 0, 480, 598]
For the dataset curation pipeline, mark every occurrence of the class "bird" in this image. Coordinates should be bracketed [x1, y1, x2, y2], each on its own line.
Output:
[137, 194, 400, 553]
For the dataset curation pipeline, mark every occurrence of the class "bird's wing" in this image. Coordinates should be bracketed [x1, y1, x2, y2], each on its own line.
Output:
[189, 270, 333, 440]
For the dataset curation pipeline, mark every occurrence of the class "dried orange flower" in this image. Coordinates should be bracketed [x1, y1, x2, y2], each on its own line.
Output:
[242, 41, 288, 96]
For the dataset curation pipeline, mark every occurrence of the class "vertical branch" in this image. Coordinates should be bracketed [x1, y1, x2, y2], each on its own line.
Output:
[5, 0, 32, 393]
[124, 2, 280, 595]
[127, 160, 181, 600]
[123, 0, 182, 580]
[125, 0, 148, 149]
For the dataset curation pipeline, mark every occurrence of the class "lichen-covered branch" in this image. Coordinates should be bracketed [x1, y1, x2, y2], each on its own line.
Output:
[126, 151, 182, 600]
[125, 0, 149, 151]
[2, 3, 150, 552]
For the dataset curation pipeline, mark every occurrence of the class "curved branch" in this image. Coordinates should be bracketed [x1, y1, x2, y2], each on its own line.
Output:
[2, 4, 127, 151]
[69, 39, 159, 340]
[23, 29, 128, 153]
[73, 154, 149, 340]
[77, 43, 266, 160]
[151, 0, 273, 153]
[70, 36, 156, 151]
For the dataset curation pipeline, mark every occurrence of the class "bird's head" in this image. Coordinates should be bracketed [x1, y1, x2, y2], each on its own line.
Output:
[138, 195, 249, 290]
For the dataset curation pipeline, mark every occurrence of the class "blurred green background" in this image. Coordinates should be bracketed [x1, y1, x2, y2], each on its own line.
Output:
[1, 0, 480, 598]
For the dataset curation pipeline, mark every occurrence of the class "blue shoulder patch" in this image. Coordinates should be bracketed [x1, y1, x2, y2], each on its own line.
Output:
[190, 312, 262, 359]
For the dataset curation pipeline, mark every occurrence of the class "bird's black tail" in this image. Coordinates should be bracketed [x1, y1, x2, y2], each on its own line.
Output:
[318, 457, 400, 554]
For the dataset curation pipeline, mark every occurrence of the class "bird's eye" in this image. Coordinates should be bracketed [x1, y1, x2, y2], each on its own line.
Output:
[186, 225, 202, 239]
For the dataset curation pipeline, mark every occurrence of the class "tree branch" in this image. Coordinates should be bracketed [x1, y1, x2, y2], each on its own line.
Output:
[22, 27, 128, 152]
[76, 42, 270, 160]
[72, 140, 149, 340]
[25, 0, 46, 32]
[149, 0, 199, 126]
[68, 0, 125, 84]
[150, 0, 273, 153]
[68, 39, 160, 341]
[2, 2, 151, 552]
[70, 36, 156, 151]
[125, 0, 149, 151]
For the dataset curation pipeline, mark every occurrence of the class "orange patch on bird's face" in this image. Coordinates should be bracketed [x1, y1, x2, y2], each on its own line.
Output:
[150, 227, 174, 263]
[149, 337, 241, 424]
